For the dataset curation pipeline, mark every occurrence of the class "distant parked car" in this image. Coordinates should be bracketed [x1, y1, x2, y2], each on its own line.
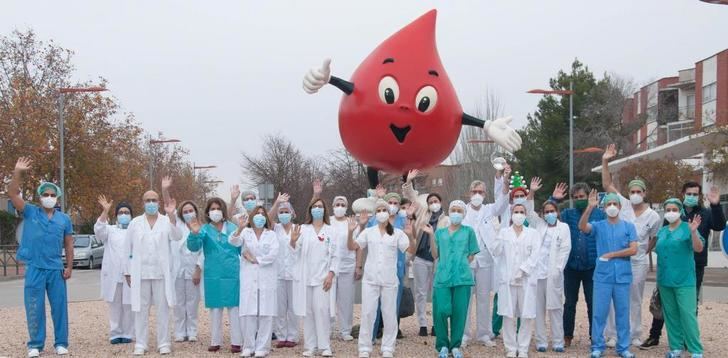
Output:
[62, 235, 104, 269]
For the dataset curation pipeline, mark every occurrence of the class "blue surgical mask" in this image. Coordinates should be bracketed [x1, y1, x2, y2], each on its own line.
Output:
[278, 213, 292, 225]
[182, 212, 196, 223]
[144, 202, 159, 215]
[449, 212, 464, 225]
[311, 207, 324, 220]
[243, 199, 257, 212]
[683, 195, 699, 208]
[544, 212, 558, 226]
[513, 197, 527, 205]
[397, 210, 407, 218]
[117, 214, 131, 226]
[253, 214, 267, 228]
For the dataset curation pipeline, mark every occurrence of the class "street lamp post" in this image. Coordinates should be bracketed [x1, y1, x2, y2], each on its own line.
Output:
[58, 86, 108, 213]
[528, 83, 575, 207]
[148, 137, 181, 189]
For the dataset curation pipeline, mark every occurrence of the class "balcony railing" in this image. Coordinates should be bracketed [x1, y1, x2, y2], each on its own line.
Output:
[679, 105, 696, 121]
[666, 120, 695, 142]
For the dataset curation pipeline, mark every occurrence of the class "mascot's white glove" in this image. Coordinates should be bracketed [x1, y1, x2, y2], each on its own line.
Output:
[484, 116, 523, 153]
[302, 58, 332, 94]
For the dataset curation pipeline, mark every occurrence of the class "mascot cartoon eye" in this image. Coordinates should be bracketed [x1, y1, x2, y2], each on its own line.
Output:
[415, 85, 438, 113]
[378, 76, 399, 104]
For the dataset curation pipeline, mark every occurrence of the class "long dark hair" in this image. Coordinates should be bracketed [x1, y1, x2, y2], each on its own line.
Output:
[304, 198, 330, 225]
[204, 197, 228, 224]
[247, 205, 271, 230]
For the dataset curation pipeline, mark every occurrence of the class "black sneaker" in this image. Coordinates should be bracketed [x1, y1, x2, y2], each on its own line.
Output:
[272, 333, 277, 341]
[419, 327, 428, 337]
[431, 326, 436, 336]
[397, 329, 404, 339]
[639, 337, 659, 350]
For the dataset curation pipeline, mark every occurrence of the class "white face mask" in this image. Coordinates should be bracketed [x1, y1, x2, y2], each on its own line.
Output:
[429, 203, 441, 213]
[376, 211, 390, 223]
[41, 196, 57, 209]
[209, 209, 224, 223]
[333, 206, 347, 218]
[388, 204, 399, 215]
[605, 205, 620, 218]
[629, 193, 644, 205]
[470, 194, 484, 207]
[664, 211, 680, 223]
[511, 213, 526, 226]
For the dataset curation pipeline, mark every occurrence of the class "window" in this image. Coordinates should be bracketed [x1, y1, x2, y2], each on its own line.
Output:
[703, 82, 717, 103]
[432, 179, 437, 186]
[437, 178, 443, 186]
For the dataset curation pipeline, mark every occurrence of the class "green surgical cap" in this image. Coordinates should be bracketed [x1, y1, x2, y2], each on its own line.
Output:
[602, 192, 620, 205]
[628, 179, 647, 191]
[37, 182, 62, 198]
[383, 192, 401, 203]
[662, 198, 683, 210]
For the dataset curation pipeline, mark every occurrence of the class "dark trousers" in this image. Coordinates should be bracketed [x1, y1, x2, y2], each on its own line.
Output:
[648, 265, 705, 339]
[563, 267, 594, 338]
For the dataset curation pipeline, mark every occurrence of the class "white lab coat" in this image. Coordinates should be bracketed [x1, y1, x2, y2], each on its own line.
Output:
[527, 212, 572, 310]
[274, 223, 297, 281]
[291, 224, 338, 318]
[95, 220, 131, 304]
[230, 228, 279, 316]
[170, 221, 202, 280]
[488, 225, 541, 319]
[124, 214, 179, 312]
[330, 216, 356, 274]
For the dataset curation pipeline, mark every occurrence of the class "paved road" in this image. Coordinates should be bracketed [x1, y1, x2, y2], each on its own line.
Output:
[0, 269, 100, 308]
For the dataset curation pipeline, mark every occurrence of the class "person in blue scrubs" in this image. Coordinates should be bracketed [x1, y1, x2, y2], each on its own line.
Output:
[9, 157, 74, 358]
[579, 191, 638, 358]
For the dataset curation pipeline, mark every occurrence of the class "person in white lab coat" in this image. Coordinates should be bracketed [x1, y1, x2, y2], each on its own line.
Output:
[290, 198, 338, 358]
[487, 203, 542, 358]
[348, 200, 415, 358]
[601, 144, 661, 347]
[123, 190, 180, 356]
[461, 173, 510, 348]
[268, 199, 300, 348]
[230, 206, 280, 357]
[169, 199, 202, 343]
[94, 196, 134, 345]
[526, 197, 571, 353]
[330, 195, 358, 341]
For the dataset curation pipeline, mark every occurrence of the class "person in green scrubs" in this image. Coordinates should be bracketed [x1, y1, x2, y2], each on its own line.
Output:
[423, 200, 479, 358]
[653, 198, 704, 358]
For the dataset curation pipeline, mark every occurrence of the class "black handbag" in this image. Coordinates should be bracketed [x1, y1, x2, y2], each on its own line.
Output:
[399, 286, 415, 318]
[649, 288, 663, 321]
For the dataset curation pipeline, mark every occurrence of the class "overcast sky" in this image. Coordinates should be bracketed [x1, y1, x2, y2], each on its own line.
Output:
[3, 1, 726, 197]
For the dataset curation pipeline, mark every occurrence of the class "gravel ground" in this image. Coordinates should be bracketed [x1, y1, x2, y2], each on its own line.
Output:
[0, 298, 725, 357]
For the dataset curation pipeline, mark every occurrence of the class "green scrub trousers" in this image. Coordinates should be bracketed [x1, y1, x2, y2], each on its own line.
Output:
[658, 285, 702, 354]
[433, 285, 471, 351]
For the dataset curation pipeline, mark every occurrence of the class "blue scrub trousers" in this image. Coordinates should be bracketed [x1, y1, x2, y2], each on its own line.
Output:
[591, 281, 630, 354]
[24, 265, 68, 350]
[372, 252, 405, 340]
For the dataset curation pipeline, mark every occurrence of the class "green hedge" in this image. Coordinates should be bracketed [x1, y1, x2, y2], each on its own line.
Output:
[0, 210, 20, 246]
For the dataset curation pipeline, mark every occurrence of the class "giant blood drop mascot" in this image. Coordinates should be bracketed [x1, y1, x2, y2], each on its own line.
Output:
[303, 9, 522, 187]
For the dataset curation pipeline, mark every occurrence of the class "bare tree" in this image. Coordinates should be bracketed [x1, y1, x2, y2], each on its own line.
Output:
[322, 148, 369, 204]
[241, 134, 319, 219]
[448, 91, 503, 201]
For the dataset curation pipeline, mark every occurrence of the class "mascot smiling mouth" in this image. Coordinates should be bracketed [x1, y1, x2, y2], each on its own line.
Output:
[389, 124, 411, 143]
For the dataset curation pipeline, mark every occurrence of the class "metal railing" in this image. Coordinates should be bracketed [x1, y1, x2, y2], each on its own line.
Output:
[666, 120, 695, 142]
[679, 105, 696, 121]
[0, 244, 22, 277]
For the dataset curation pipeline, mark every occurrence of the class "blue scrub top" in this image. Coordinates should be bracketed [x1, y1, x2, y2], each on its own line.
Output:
[591, 219, 637, 284]
[17, 203, 73, 270]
